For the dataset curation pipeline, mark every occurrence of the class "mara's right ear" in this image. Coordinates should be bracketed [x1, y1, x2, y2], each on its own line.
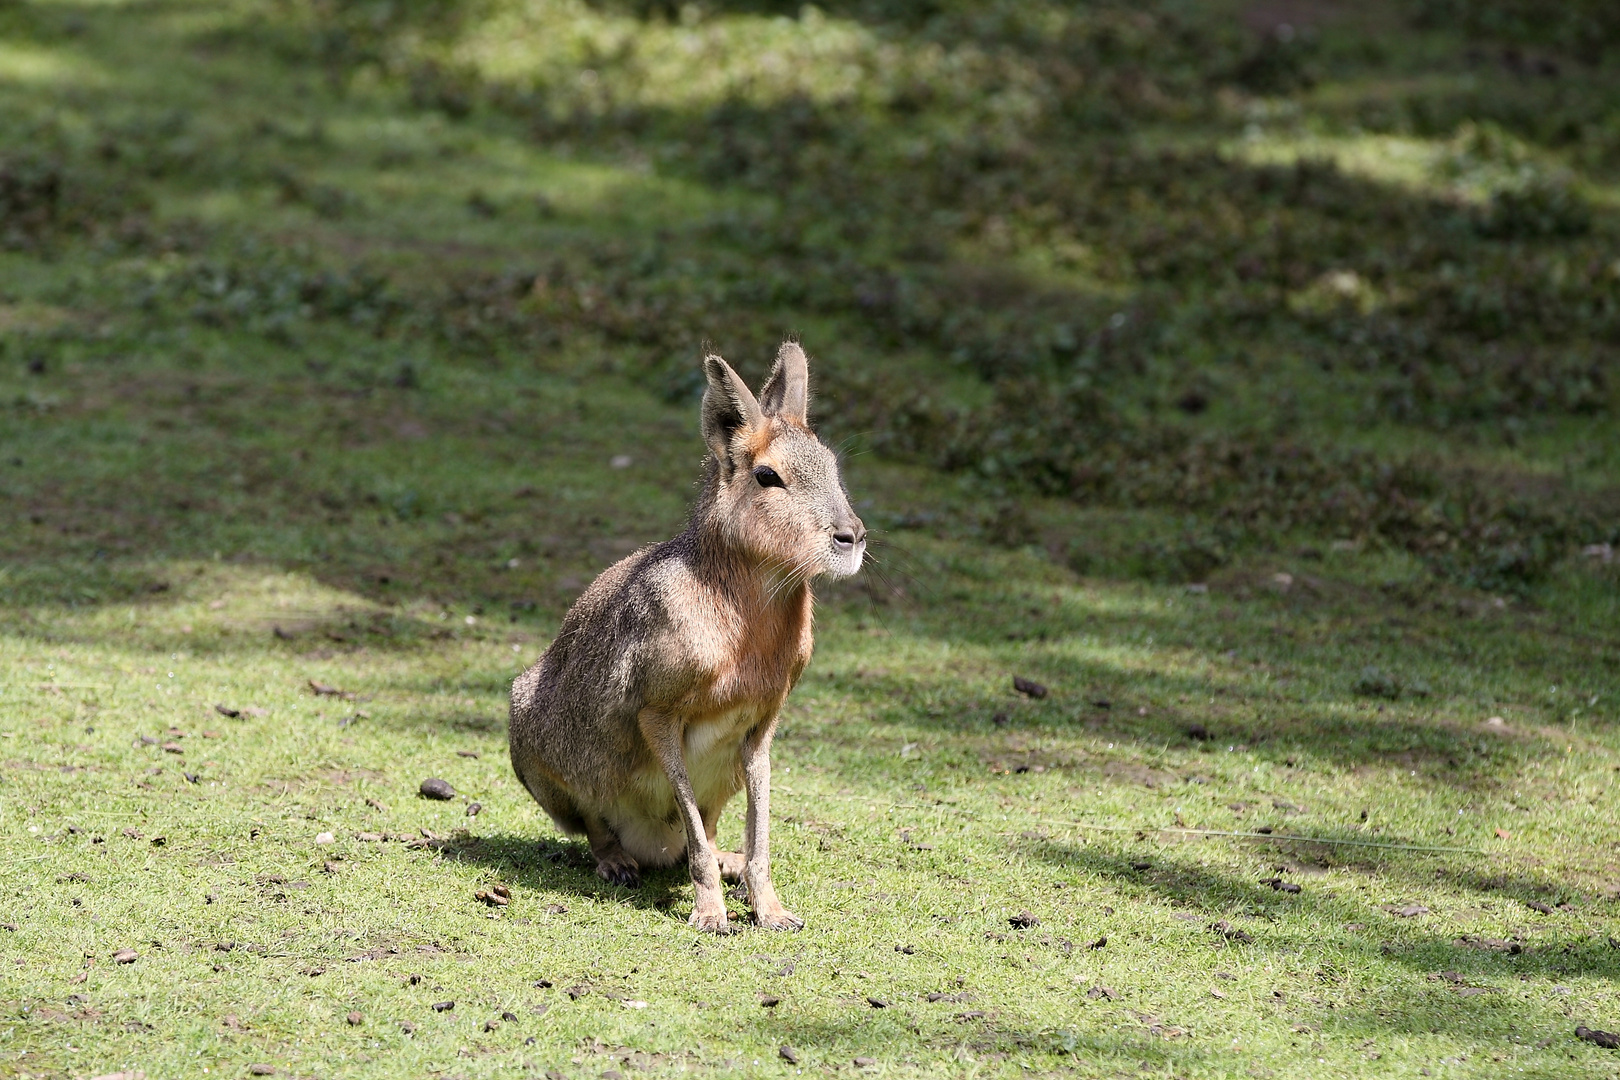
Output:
[758, 340, 809, 423]
[700, 353, 763, 465]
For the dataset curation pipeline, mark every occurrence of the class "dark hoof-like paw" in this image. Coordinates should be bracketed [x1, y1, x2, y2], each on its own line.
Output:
[595, 858, 641, 889]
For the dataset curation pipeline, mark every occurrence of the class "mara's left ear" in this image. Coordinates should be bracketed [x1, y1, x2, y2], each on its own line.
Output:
[700, 352, 764, 465]
[758, 340, 809, 424]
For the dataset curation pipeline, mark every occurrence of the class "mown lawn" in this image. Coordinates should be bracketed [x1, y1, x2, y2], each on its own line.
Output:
[3, 0, 1620, 1077]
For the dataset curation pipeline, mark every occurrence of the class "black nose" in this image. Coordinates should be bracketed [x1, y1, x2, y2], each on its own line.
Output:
[832, 526, 866, 551]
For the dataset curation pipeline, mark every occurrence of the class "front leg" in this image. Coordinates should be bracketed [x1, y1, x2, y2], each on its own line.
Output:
[742, 718, 802, 931]
[639, 708, 730, 933]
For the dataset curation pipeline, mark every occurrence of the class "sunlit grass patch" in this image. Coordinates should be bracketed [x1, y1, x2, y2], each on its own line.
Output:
[1229, 123, 1594, 208]
[453, 0, 892, 110]
[0, 40, 108, 88]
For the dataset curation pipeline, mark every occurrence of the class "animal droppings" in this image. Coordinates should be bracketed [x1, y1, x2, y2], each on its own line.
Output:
[1012, 676, 1048, 698]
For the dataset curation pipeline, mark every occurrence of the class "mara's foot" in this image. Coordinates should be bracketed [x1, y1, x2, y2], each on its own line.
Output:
[689, 903, 733, 933]
[594, 851, 641, 889]
[716, 850, 746, 882]
[752, 904, 804, 931]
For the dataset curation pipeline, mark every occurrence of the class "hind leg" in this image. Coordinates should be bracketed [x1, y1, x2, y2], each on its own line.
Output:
[584, 815, 640, 888]
[701, 800, 745, 882]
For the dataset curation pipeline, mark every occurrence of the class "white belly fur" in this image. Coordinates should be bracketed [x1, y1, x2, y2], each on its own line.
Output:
[605, 709, 752, 867]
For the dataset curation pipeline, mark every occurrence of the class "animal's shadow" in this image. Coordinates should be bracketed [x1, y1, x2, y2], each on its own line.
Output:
[444, 831, 747, 925]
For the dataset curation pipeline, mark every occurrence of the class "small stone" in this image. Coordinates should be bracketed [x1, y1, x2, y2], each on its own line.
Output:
[346, 1011, 363, 1026]
[779, 1045, 800, 1065]
[866, 997, 889, 1008]
[432, 1000, 454, 1012]
[419, 778, 456, 800]
[483, 1019, 501, 1032]
[112, 948, 138, 964]
[315, 832, 335, 845]
[502, 1011, 519, 1022]
[249, 1067, 274, 1077]
[1008, 910, 1039, 929]
[759, 995, 781, 1008]
[465, 801, 482, 817]
[854, 1057, 876, 1067]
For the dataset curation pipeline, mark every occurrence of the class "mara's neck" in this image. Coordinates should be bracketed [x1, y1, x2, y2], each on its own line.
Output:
[690, 517, 812, 617]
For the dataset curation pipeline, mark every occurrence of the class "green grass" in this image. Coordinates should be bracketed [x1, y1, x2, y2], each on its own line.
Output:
[4, 0, 1620, 1076]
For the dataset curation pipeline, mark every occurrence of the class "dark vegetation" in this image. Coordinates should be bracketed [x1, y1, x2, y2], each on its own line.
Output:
[11, 0, 1616, 599]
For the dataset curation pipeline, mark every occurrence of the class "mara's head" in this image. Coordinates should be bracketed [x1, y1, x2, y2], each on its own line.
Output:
[697, 342, 865, 581]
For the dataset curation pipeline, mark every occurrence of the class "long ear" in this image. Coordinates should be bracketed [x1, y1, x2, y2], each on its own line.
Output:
[758, 340, 809, 423]
[700, 353, 763, 464]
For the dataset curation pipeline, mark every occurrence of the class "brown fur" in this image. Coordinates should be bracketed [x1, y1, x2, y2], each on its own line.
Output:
[508, 342, 865, 931]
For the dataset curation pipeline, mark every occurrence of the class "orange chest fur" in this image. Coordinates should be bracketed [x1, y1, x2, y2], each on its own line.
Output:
[693, 589, 813, 718]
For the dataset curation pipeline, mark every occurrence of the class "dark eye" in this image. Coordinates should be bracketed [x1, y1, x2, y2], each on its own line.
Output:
[753, 465, 785, 488]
